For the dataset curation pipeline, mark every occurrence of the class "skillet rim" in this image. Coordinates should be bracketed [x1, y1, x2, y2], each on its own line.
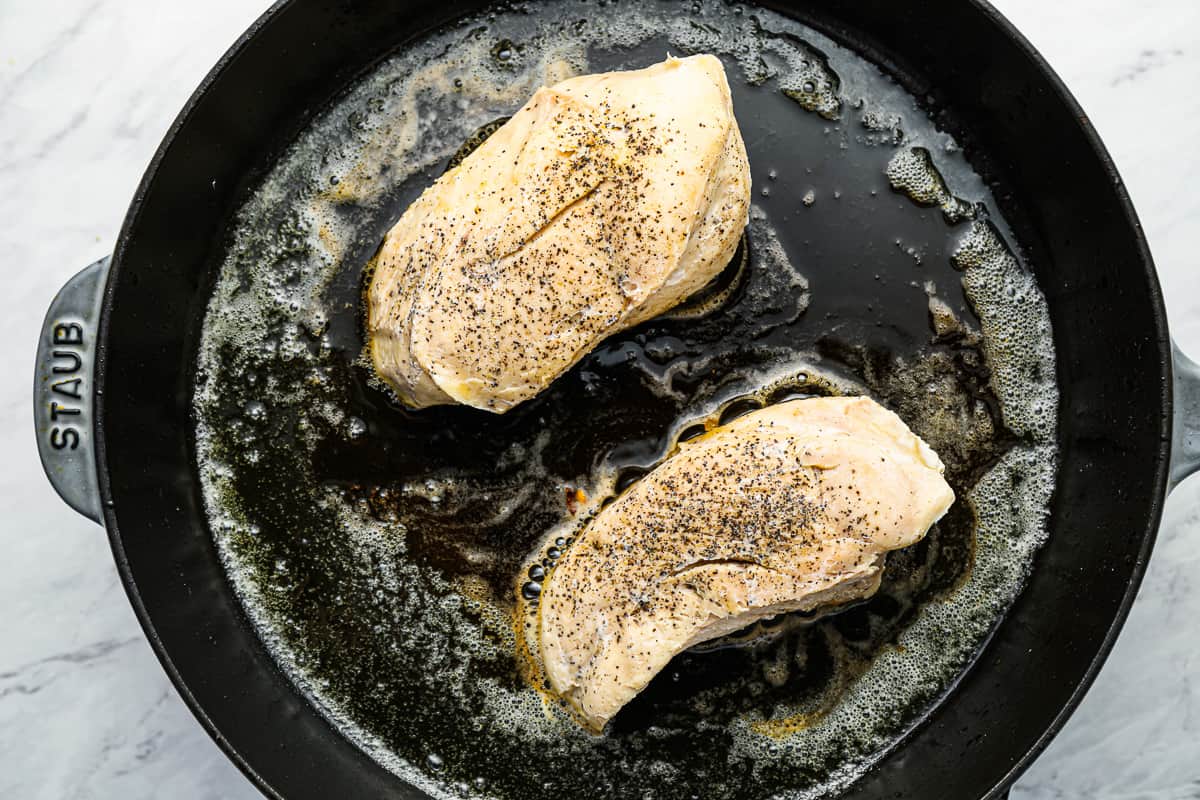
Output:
[96, 3, 293, 795]
[91, 1, 1173, 797]
[956, 2, 1171, 793]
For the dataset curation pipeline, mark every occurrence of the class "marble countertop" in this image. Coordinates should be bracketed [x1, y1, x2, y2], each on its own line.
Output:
[1, 1, 1197, 798]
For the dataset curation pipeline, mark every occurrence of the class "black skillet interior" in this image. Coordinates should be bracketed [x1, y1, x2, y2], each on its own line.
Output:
[96, 1, 1169, 798]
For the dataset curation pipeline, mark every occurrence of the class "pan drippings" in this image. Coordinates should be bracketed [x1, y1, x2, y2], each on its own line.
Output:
[194, 2, 1058, 798]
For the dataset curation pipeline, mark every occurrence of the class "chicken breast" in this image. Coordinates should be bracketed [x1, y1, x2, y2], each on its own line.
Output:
[368, 54, 751, 412]
[538, 396, 955, 731]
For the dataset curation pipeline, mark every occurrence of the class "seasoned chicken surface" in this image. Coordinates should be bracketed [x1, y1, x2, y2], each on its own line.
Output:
[538, 396, 955, 731]
[368, 55, 751, 412]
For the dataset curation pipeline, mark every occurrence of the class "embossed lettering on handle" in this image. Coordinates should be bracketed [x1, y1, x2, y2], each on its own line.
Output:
[34, 257, 110, 524]
[1170, 341, 1200, 492]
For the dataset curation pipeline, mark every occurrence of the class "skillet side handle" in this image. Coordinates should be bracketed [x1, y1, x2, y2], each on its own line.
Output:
[1171, 340, 1200, 492]
[33, 257, 110, 525]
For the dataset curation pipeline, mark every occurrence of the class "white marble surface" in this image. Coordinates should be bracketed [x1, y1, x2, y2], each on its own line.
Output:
[1, 1, 1197, 797]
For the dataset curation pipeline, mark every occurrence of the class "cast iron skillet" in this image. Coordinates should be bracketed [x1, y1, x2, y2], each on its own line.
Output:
[32, 0, 1200, 797]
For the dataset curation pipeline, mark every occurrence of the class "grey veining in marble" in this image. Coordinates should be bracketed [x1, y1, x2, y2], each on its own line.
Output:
[1, 1, 1197, 798]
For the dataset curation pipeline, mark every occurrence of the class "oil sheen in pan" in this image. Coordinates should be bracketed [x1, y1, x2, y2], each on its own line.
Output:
[194, 2, 1058, 798]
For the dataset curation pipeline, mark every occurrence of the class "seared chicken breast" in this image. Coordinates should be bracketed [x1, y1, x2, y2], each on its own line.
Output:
[368, 54, 751, 412]
[538, 396, 955, 731]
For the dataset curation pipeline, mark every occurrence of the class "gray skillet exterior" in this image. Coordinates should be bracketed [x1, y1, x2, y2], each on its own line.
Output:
[32, 0, 1200, 798]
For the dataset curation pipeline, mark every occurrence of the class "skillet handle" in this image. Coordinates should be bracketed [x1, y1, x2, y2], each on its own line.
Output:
[33, 257, 110, 525]
[1171, 341, 1200, 491]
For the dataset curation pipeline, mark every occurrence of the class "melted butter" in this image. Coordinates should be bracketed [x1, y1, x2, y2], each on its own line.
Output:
[194, 2, 1058, 798]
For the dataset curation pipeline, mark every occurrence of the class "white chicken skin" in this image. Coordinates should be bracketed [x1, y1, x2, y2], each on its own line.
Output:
[537, 396, 955, 731]
[368, 54, 751, 412]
